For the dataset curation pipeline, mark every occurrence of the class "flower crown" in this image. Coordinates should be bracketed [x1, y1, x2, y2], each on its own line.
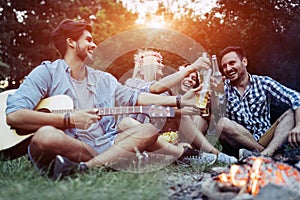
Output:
[134, 50, 163, 66]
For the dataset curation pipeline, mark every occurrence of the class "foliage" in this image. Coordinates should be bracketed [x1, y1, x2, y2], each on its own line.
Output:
[205, 0, 300, 90]
[0, 0, 102, 88]
[1, 0, 300, 94]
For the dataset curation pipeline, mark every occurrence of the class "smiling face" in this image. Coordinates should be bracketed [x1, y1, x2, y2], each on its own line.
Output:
[221, 51, 248, 85]
[75, 30, 97, 63]
[179, 71, 198, 94]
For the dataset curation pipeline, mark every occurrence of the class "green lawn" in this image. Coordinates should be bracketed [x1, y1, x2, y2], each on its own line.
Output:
[0, 137, 222, 200]
[0, 155, 214, 200]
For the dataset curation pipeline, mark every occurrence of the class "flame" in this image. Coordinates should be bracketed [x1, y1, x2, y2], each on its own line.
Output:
[249, 158, 262, 195]
[230, 165, 247, 186]
[217, 157, 300, 196]
[219, 173, 228, 182]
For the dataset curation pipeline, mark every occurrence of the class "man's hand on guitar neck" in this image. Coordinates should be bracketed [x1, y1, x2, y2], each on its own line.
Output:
[70, 108, 101, 130]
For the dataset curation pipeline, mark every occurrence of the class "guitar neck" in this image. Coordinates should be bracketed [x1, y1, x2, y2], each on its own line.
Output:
[97, 106, 145, 116]
[51, 105, 174, 118]
[51, 106, 144, 115]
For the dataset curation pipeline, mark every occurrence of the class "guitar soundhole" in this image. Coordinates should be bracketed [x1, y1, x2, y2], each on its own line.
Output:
[37, 108, 51, 113]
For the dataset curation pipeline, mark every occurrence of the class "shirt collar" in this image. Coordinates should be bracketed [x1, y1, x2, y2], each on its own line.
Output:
[62, 59, 96, 87]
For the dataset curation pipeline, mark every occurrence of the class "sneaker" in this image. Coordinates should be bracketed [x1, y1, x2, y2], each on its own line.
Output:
[174, 146, 200, 167]
[52, 155, 88, 180]
[181, 146, 200, 157]
[238, 148, 261, 161]
[181, 152, 217, 166]
[217, 152, 237, 164]
[175, 147, 215, 167]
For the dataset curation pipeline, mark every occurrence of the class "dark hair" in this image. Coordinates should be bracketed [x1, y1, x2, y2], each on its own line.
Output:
[52, 19, 92, 57]
[178, 63, 200, 88]
[219, 46, 246, 61]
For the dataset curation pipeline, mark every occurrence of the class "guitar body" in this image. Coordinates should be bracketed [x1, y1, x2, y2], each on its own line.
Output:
[35, 94, 74, 112]
[0, 92, 75, 159]
[0, 90, 32, 159]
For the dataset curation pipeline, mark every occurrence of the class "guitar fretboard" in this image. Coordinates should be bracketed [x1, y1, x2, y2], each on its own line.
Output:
[98, 106, 144, 115]
[51, 106, 144, 115]
[51, 105, 174, 117]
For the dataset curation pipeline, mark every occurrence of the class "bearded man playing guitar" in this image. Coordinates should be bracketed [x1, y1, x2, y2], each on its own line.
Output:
[5, 19, 211, 180]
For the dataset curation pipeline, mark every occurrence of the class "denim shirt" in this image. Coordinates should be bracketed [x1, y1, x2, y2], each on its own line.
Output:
[124, 78, 171, 131]
[124, 78, 155, 124]
[6, 59, 140, 153]
[225, 74, 300, 140]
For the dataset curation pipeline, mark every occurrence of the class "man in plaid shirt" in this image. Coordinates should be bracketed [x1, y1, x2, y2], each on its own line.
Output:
[214, 46, 300, 158]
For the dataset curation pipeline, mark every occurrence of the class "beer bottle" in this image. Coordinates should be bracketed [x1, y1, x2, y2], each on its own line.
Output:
[196, 52, 211, 116]
[211, 55, 222, 84]
[211, 54, 226, 119]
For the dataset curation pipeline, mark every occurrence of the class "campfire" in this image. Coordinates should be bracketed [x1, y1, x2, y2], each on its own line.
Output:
[167, 154, 300, 200]
[215, 156, 300, 196]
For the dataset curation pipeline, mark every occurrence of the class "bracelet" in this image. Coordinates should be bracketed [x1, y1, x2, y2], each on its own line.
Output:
[176, 95, 181, 109]
[63, 113, 71, 128]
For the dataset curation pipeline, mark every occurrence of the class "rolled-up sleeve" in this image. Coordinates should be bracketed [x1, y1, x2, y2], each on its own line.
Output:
[264, 76, 300, 110]
[6, 63, 51, 115]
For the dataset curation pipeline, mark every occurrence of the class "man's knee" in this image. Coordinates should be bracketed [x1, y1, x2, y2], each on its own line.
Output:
[118, 117, 140, 131]
[139, 123, 159, 139]
[275, 108, 295, 131]
[216, 117, 231, 134]
[116, 122, 158, 145]
[280, 108, 294, 121]
[30, 126, 65, 150]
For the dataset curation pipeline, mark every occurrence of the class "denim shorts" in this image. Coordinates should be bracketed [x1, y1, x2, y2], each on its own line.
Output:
[27, 145, 55, 175]
[27, 135, 117, 174]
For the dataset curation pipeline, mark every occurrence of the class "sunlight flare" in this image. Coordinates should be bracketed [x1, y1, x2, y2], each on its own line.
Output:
[118, 0, 218, 27]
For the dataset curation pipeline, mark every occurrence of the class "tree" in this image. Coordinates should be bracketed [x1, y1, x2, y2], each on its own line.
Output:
[0, 0, 104, 89]
[1, 0, 300, 96]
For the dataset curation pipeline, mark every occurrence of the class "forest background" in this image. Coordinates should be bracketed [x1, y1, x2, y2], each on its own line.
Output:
[1, 0, 300, 120]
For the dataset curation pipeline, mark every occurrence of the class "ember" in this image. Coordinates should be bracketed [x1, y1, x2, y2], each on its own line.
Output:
[216, 156, 300, 196]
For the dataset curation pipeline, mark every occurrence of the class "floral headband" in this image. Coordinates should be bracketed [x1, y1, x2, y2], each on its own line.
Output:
[134, 50, 163, 66]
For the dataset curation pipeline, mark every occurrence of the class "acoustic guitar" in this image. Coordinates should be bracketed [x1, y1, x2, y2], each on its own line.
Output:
[0, 89, 174, 159]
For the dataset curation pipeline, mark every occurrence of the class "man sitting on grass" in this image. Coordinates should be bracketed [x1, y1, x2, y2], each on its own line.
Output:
[213, 46, 300, 159]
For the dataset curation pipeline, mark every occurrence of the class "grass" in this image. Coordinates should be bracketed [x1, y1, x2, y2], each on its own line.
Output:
[0, 155, 216, 200]
[0, 140, 224, 200]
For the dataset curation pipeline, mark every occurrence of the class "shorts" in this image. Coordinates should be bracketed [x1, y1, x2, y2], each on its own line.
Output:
[93, 134, 117, 154]
[258, 120, 279, 147]
[27, 145, 55, 175]
[27, 135, 117, 173]
[258, 111, 289, 147]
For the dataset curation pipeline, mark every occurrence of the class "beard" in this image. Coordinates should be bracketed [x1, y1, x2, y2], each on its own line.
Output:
[76, 45, 94, 65]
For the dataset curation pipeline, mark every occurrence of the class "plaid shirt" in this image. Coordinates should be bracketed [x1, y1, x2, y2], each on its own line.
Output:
[224, 74, 300, 140]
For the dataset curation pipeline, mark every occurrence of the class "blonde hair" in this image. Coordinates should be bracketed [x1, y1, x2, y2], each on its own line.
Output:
[132, 49, 163, 81]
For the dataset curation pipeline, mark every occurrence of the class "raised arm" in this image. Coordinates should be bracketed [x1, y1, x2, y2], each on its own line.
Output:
[150, 56, 211, 94]
[137, 86, 200, 108]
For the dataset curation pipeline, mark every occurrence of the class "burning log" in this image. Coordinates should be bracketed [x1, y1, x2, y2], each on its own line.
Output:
[216, 156, 300, 196]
